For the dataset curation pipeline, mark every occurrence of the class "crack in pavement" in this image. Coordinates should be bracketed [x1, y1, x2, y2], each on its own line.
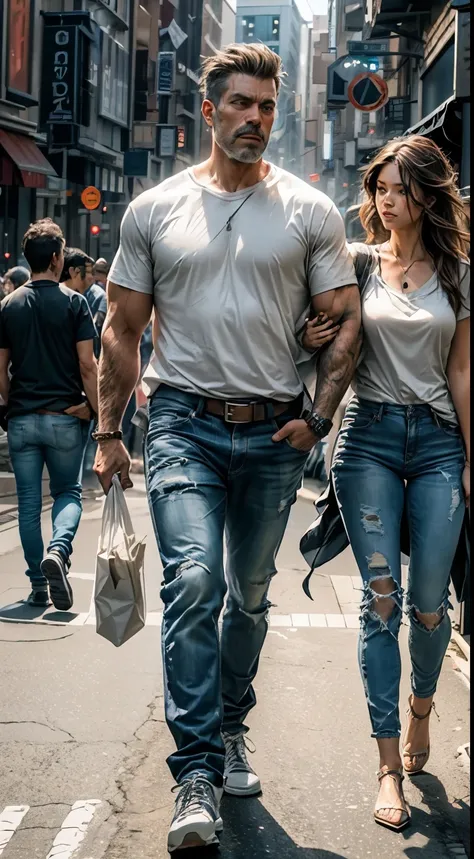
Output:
[0, 720, 76, 741]
[95, 695, 166, 852]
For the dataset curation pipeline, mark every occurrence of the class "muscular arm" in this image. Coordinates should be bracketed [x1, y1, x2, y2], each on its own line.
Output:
[310, 284, 362, 419]
[75, 340, 98, 413]
[97, 282, 153, 432]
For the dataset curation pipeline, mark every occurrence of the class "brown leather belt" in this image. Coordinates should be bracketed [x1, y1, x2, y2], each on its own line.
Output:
[36, 409, 65, 416]
[205, 399, 294, 424]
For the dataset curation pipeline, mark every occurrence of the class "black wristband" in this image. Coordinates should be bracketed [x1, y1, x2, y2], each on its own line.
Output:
[91, 430, 123, 441]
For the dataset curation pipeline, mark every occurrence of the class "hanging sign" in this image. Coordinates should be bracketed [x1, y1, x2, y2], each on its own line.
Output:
[40, 24, 80, 126]
[81, 186, 101, 210]
[348, 72, 389, 112]
[157, 52, 175, 95]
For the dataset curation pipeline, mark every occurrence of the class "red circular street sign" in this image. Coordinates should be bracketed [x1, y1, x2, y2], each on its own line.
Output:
[348, 72, 389, 112]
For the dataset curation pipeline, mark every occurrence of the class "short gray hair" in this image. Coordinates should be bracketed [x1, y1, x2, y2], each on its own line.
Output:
[200, 43, 284, 106]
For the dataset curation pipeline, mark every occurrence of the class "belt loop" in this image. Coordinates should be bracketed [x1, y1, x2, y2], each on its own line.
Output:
[195, 396, 206, 418]
[431, 408, 440, 427]
[376, 403, 384, 422]
[265, 402, 275, 419]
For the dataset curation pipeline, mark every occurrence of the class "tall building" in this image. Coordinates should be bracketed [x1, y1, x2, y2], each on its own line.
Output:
[0, 0, 133, 263]
[126, 0, 236, 191]
[235, 0, 312, 175]
[0, 0, 58, 264]
[0, 0, 237, 264]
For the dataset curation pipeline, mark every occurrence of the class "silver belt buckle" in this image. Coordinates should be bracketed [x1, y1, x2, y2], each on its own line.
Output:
[224, 402, 254, 423]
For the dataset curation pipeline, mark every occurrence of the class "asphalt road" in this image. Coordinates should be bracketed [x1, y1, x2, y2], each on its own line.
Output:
[0, 477, 470, 859]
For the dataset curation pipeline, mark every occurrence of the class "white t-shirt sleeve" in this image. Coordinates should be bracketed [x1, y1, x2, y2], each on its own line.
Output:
[307, 203, 357, 297]
[108, 205, 154, 295]
[457, 263, 470, 321]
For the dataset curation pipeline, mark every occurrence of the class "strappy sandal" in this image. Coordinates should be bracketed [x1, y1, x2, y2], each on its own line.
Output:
[374, 768, 410, 832]
[402, 695, 438, 775]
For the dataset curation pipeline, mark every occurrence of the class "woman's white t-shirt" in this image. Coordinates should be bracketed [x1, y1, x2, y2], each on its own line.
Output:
[350, 243, 470, 423]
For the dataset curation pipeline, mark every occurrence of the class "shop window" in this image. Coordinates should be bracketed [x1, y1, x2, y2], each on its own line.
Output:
[421, 41, 455, 117]
[8, 0, 31, 94]
[99, 33, 129, 125]
[241, 15, 280, 45]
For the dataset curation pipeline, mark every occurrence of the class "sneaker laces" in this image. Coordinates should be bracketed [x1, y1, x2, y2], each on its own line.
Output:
[171, 777, 216, 822]
[224, 733, 256, 773]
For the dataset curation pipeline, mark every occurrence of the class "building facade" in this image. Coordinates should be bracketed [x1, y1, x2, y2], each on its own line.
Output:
[322, 0, 470, 213]
[235, 0, 312, 176]
[0, 0, 237, 266]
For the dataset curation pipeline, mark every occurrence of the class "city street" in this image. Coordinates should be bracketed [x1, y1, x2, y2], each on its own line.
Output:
[0, 479, 470, 859]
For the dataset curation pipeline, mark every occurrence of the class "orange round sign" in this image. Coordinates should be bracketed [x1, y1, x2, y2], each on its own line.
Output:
[347, 72, 389, 112]
[80, 186, 101, 210]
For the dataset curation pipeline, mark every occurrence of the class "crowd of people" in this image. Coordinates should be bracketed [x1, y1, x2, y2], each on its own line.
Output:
[0, 41, 469, 857]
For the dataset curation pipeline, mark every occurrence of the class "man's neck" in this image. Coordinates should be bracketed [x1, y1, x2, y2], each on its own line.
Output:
[195, 145, 271, 193]
[31, 269, 60, 283]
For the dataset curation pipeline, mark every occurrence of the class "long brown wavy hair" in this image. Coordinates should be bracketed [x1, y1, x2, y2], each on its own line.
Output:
[359, 135, 470, 314]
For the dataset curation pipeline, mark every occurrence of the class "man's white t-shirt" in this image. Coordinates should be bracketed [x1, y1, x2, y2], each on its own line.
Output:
[109, 164, 356, 402]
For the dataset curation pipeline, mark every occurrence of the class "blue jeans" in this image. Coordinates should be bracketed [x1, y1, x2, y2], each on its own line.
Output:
[332, 398, 466, 739]
[144, 385, 308, 786]
[8, 414, 88, 588]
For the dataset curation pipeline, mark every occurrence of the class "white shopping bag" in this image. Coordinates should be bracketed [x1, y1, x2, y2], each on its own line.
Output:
[95, 475, 146, 646]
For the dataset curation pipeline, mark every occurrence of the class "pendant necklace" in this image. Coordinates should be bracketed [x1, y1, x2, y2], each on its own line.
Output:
[389, 242, 425, 290]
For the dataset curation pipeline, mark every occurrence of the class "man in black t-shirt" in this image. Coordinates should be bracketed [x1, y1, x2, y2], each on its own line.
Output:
[0, 219, 98, 611]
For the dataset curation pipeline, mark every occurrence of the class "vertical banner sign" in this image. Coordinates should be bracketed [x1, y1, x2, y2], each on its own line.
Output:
[157, 52, 175, 95]
[40, 25, 80, 126]
[158, 125, 177, 158]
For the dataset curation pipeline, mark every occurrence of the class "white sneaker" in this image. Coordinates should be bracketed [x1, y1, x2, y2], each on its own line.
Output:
[223, 732, 262, 796]
[168, 775, 223, 853]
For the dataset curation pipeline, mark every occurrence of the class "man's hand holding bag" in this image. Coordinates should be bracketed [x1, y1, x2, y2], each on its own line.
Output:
[95, 474, 146, 646]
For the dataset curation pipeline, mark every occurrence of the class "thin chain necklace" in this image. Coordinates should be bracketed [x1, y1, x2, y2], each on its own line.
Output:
[388, 242, 426, 290]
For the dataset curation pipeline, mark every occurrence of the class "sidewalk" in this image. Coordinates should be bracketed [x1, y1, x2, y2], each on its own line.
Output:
[0, 489, 470, 859]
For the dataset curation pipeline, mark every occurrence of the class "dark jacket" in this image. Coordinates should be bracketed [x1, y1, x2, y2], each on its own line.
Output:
[299, 477, 470, 603]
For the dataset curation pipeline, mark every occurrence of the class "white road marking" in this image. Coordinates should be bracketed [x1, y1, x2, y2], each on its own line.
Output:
[344, 614, 360, 628]
[0, 610, 361, 629]
[326, 613, 346, 628]
[269, 614, 292, 627]
[0, 805, 29, 854]
[45, 800, 101, 859]
[291, 613, 310, 627]
[68, 573, 95, 581]
[309, 614, 327, 627]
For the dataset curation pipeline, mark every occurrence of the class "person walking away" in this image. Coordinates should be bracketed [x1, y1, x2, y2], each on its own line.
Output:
[2, 266, 30, 294]
[63, 248, 106, 485]
[303, 135, 470, 832]
[62, 248, 106, 355]
[0, 220, 98, 609]
[92, 258, 109, 290]
[93, 43, 361, 854]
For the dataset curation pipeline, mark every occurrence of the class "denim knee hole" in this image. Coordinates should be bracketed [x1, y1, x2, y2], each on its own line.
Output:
[360, 553, 403, 636]
[407, 595, 452, 634]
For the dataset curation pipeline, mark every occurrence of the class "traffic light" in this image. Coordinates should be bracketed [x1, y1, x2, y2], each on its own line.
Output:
[3, 252, 11, 260]
[102, 205, 107, 213]
[90, 225, 101, 237]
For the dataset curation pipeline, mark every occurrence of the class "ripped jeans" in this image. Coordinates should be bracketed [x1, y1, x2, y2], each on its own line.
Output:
[332, 398, 466, 739]
[144, 385, 308, 785]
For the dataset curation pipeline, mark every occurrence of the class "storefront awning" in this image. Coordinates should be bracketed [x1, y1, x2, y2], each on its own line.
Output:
[405, 96, 462, 148]
[0, 129, 58, 188]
